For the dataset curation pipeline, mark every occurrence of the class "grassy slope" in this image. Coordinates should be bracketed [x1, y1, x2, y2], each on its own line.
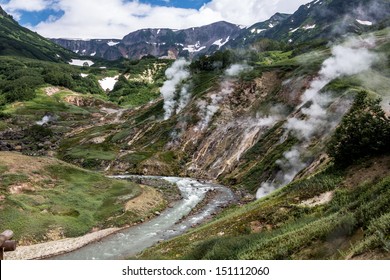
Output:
[0, 9, 73, 61]
[139, 155, 390, 260]
[0, 152, 166, 245]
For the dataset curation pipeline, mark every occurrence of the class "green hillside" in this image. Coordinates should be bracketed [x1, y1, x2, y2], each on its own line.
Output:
[0, 6, 73, 61]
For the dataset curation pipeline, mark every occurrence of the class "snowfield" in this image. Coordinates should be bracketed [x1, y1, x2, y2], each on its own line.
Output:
[356, 19, 373, 26]
[99, 76, 119, 91]
[107, 41, 120, 47]
[68, 59, 94, 67]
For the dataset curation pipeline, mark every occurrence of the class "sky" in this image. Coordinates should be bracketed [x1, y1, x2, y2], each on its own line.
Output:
[0, 0, 311, 39]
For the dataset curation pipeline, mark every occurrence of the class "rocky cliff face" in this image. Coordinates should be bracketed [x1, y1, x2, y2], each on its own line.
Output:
[51, 21, 242, 61]
[50, 39, 121, 60]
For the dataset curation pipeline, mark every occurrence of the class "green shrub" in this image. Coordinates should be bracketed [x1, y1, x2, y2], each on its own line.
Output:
[328, 91, 390, 166]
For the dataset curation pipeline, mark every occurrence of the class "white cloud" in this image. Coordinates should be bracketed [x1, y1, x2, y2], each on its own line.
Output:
[2, 0, 53, 12]
[2, 0, 310, 38]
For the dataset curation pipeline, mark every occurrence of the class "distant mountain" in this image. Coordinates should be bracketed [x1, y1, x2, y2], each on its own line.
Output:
[231, 0, 390, 46]
[0, 6, 74, 61]
[226, 13, 291, 48]
[51, 0, 390, 61]
[51, 21, 242, 61]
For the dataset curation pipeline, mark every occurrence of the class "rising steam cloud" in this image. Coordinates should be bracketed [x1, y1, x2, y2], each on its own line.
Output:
[195, 80, 234, 131]
[195, 64, 251, 131]
[256, 36, 380, 199]
[160, 58, 191, 120]
[225, 63, 252, 77]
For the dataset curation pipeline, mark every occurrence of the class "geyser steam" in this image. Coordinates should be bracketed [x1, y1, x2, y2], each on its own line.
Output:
[195, 64, 252, 131]
[160, 58, 191, 120]
[256, 36, 380, 199]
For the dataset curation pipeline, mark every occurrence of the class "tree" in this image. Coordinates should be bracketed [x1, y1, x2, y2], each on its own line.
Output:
[328, 91, 390, 166]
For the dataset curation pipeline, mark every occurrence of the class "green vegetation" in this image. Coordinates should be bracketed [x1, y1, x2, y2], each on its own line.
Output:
[190, 50, 235, 72]
[0, 152, 144, 242]
[328, 91, 390, 166]
[139, 157, 390, 260]
[0, 56, 104, 106]
[0, 8, 73, 61]
[108, 57, 170, 107]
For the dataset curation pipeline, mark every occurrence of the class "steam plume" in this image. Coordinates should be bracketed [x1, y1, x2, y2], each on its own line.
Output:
[160, 58, 190, 120]
[36, 115, 55, 126]
[195, 80, 234, 132]
[225, 63, 252, 77]
[195, 64, 251, 131]
[256, 36, 379, 199]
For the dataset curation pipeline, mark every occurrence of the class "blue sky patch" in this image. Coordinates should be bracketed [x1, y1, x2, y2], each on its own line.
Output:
[139, 0, 210, 9]
[18, 9, 65, 26]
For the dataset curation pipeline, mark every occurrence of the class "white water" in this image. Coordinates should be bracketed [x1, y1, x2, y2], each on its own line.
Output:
[51, 176, 235, 260]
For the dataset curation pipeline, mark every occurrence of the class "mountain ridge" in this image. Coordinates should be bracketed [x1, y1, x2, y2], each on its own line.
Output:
[52, 21, 242, 61]
[50, 0, 390, 60]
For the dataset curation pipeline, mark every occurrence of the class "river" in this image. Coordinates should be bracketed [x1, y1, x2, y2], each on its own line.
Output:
[51, 176, 235, 260]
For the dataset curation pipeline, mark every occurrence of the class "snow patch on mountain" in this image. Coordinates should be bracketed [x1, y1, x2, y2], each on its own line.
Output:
[291, 27, 300, 33]
[213, 36, 230, 48]
[303, 24, 316, 30]
[251, 28, 266, 34]
[356, 19, 373, 26]
[183, 41, 207, 53]
[107, 41, 120, 47]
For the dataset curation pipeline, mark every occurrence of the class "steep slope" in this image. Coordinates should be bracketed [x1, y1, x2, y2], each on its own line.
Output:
[0, 6, 74, 62]
[41, 28, 390, 194]
[139, 155, 390, 260]
[232, 0, 390, 46]
[226, 13, 291, 48]
[52, 21, 242, 61]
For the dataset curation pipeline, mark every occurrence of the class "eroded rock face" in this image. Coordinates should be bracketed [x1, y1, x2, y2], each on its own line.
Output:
[51, 21, 242, 61]
[104, 71, 309, 180]
[167, 72, 285, 180]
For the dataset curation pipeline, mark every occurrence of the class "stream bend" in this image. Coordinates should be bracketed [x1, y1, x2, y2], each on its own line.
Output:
[52, 176, 235, 260]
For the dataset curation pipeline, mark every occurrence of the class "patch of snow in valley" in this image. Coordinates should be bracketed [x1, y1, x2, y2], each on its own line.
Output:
[68, 59, 94, 67]
[90, 52, 96, 56]
[356, 19, 373, 26]
[81, 73, 89, 78]
[99, 76, 119, 91]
